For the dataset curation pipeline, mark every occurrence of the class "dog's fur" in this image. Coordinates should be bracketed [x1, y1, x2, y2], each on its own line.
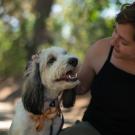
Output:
[9, 47, 79, 135]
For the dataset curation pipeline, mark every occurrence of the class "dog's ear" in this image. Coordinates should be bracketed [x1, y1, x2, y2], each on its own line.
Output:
[22, 62, 45, 114]
[62, 88, 76, 108]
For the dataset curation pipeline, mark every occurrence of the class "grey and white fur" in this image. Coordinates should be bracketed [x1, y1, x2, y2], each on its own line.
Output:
[9, 47, 79, 135]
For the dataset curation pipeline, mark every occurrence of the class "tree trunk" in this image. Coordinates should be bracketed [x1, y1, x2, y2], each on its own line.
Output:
[26, 0, 54, 59]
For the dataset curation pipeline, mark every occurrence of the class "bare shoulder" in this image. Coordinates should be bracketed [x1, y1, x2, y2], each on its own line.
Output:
[77, 37, 112, 93]
[86, 37, 112, 73]
[88, 37, 112, 56]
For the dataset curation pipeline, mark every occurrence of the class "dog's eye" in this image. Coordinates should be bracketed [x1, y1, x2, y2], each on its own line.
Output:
[47, 57, 56, 65]
[63, 51, 67, 55]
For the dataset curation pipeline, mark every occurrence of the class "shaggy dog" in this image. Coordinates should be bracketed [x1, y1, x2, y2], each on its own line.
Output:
[9, 47, 79, 135]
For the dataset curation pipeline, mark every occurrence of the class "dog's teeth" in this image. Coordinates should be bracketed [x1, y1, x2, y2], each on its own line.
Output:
[68, 75, 72, 79]
[68, 74, 77, 80]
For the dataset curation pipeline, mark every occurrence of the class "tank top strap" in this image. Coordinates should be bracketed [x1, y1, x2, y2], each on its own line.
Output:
[106, 46, 113, 62]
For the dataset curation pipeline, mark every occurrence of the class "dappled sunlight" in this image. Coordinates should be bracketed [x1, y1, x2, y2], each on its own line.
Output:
[0, 79, 20, 133]
[0, 86, 17, 101]
[0, 120, 12, 130]
[0, 103, 14, 112]
[0, 102, 14, 130]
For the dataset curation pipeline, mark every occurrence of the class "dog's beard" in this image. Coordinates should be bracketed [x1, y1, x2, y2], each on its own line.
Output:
[41, 69, 79, 98]
[41, 79, 79, 98]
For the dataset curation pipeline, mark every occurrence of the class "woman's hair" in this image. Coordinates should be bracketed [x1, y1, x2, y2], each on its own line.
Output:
[116, 2, 135, 40]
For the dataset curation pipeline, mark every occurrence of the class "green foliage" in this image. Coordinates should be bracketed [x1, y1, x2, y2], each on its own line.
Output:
[0, 0, 123, 78]
[46, 0, 114, 60]
[0, 22, 26, 77]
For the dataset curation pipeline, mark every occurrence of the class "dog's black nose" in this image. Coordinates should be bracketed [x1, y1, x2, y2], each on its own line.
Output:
[68, 57, 78, 67]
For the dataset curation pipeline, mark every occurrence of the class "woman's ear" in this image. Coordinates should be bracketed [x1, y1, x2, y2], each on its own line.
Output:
[62, 88, 76, 108]
[22, 62, 45, 114]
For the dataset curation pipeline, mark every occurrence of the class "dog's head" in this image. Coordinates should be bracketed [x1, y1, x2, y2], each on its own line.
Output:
[22, 47, 79, 114]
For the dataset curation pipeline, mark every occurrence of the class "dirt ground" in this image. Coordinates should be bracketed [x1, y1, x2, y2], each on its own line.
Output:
[0, 78, 90, 135]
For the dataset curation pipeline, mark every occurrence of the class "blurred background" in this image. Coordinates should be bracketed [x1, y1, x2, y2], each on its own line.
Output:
[0, 0, 133, 134]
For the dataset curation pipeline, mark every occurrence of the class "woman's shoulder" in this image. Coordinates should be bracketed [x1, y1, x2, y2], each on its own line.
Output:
[94, 37, 112, 49]
[87, 37, 112, 73]
[87, 37, 112, 58]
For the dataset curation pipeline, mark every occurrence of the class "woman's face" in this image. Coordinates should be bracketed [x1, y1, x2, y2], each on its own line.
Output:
[111, 23, 135, 61]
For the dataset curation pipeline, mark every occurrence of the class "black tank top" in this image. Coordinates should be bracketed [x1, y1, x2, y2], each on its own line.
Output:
[83, 47, 135, 135]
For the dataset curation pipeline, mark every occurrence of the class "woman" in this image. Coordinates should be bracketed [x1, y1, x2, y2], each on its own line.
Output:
[60, 2, 135, 135]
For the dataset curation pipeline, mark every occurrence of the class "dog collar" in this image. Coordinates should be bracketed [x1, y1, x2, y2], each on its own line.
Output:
[29, 98, 62, 132]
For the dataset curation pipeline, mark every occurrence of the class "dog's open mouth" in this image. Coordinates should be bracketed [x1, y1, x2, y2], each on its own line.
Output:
[56, 70, 78, 82]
